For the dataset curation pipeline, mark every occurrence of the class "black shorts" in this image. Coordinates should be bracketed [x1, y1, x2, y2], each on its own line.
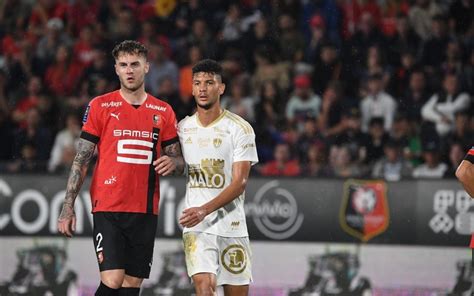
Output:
[92, 212, 157, 278]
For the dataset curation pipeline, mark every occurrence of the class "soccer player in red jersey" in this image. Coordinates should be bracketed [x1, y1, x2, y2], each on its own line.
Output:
[57, 40, 184, 296]
[455, 147, 474, 258]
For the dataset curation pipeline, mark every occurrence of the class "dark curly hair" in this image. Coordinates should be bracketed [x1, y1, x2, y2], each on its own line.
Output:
[111, 40, 148, 60]
[192, 59, 223, 81]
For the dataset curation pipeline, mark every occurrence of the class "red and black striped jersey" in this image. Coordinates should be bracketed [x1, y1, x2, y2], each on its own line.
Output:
[81, 90, 178, 215]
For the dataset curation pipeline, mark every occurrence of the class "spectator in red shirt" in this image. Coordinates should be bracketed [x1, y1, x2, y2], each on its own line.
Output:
[12, 76, 43, 128]
[260, 142, 301, 176]
[44, 44, 83, 97]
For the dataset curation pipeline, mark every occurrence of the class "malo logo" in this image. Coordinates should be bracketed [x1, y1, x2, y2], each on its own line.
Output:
[340, 179, 389, 242]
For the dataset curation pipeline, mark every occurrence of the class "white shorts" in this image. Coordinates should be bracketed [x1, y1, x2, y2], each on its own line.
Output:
[183, 231, 252, 286]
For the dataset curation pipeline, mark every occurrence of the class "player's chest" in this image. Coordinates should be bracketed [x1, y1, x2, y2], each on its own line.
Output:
[181, 126, 232, 159]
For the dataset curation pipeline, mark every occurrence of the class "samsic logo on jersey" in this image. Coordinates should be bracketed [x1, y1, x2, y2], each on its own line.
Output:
[188, 158, 225, 189]
[340, 179, 389, 242]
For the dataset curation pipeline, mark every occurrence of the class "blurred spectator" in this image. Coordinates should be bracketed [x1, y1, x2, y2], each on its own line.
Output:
[35, 17, 72, 68]
[12, 107, 53, 164]
[331, 107, 369, 165]
[259, 142, 301, 177]
[297, 118, 324, 162]
[286, 74, 321, 132]
[67, 0, 101, 37]
[80, 48, 116, 98]
[461, 49, 474, 94]
[398, 69, 430, 121]
[365, 117, 390, 165]
[360, 73, 397, 132]
[12, 76, 43, 128]
[448, 0, 473, 36]
[7, 141, 46, 173]
[372, 139, 413, 181]
[312, 42, 341, 95]
[146, 43, 179, 97]
[390, 113, 422, 167]
[305, 14, 329, 64]
[387, 13, 421, 67]
[318, 81, 346, 137]
[44, 44, 83, 97]
[243, 17, 279, 72]
[48, 112, 81, 173]
[442, 110, 473, 153]
[420, 15, 449, 72]
[421, 73, 470, 136]
[327, 144, 363, 178]
[359, 45, 392, 91]
[251, 47, 290, 95]
[277, 14, 305, 63]
[441, 39, 463, 76]
[221, 75, 255, 123]
[28, 0, 69, 38]
[179, 45, 202, 100]
[412, 139, 448, 178]
[443, 141, 465, 178]
[0, 109, 14, 165]
[392, 49, 418, 98]
[108, 4, 137, 43]
[408, 0, 442, 40]
[185, 18, 217, 58]
[72, 25, 97, 68]
[300, 143, 330, 177]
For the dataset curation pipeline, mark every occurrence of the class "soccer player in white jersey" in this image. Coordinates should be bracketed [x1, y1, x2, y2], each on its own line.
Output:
[178, 59, 258, 296]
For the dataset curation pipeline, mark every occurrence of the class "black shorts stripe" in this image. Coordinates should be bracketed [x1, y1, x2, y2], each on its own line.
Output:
[80, 131, 100, 144]
[161, 136, 179, 148]
[147, 127, 160, 214]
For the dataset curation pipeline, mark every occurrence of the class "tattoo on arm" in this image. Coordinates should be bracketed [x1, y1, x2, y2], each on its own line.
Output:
[59, 139, 96, 219]
[163, 141, 185, 175]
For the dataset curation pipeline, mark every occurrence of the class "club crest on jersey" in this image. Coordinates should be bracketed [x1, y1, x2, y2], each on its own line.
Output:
[213, 138, 222, 148]
[340, 179, 389, 242]
[153, 114, 160, 125]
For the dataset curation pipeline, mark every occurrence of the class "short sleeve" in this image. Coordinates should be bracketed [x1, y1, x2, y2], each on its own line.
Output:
[233, 124, 259, 165]
[80, 99, 102, 144]
[161, 104, 179, 147]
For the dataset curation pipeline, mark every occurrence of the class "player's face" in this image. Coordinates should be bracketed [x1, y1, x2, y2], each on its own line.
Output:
[192, 72, 225, 110]
[115, 53, 149, 92]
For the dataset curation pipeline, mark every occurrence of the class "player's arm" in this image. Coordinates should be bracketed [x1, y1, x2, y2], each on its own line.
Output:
[179, 160, 251, 228]
[154, 141, 185, 176]
[456, 160, 474, 198]
[58, 138, 96, 237]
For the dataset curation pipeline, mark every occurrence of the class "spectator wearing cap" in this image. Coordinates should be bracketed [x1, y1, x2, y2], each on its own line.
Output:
[305, 14, 330, 64]
[372, 138, 413, 181]
[35, 17, 72, 69]
[360, 72, 397, 132]
[286, 74, 321, 132]
[421, 73, 470, 137]
[412, 139, 448, 178]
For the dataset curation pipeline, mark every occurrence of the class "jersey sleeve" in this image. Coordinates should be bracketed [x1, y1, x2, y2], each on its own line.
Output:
[233, 124, 259, 165]
[161, 104, 179, 147]
[464, 147, 474, 163]
[80, 99, 102, 144]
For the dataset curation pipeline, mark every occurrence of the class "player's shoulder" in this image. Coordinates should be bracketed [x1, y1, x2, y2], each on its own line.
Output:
[223, 110, 254, 135]
[178, 113, 196, 129]
[89, 90, 122, 108]
[145, 94, 174, 113]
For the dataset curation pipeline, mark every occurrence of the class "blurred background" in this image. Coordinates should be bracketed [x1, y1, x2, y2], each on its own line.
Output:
[0, 0, 472, 295]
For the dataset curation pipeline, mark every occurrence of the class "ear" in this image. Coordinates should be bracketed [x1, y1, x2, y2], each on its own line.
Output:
[144, 61, 150, 74]
[219, 83, 226, 95]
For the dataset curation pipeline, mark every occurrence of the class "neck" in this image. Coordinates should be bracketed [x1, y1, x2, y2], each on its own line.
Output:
[120, 88, 147, 105]
[197, 105, 223, 127]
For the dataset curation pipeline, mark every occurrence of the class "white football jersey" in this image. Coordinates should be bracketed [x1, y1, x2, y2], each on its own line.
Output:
[178, 110, 258, 237]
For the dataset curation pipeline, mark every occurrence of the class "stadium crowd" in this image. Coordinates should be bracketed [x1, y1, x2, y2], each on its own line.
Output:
[0, 0, 472, 180]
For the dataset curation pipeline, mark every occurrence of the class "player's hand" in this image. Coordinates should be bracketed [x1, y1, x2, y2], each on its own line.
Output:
[57, 203, 76, 238]
[179, 207, 207, 228]
[153, 155, 176, 176]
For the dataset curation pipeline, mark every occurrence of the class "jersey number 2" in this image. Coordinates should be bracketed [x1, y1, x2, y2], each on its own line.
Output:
[117, 139, 154, 164]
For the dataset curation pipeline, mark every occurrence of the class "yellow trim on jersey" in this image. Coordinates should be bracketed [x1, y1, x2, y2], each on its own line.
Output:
[196, 109, 227, 127]
[225, 111, 252, 134]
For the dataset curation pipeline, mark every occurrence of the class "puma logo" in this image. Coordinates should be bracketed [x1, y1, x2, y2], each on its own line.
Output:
[110, 112, 120, 120]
